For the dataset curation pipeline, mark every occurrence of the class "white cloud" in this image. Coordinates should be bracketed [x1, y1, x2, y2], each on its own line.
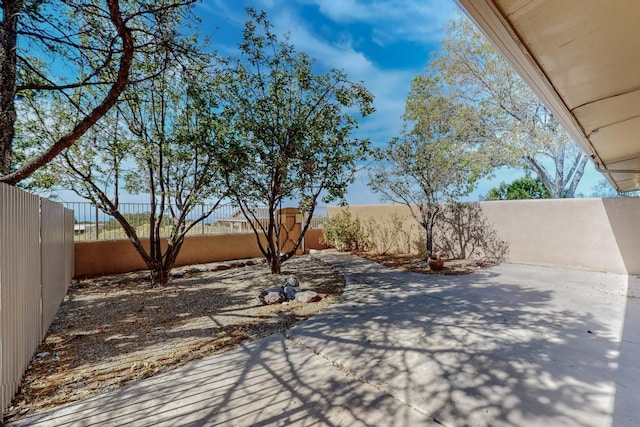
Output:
[309, 0, 371, 21]
[300, 0, 459, 45]
[266, 8, 373, 73]
[197, 0, 245, 23]
[199, 1, 459, 203]
[262, 8, 420, 145]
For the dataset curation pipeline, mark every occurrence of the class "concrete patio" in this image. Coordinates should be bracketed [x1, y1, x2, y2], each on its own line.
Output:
[8, 252, 640, 426]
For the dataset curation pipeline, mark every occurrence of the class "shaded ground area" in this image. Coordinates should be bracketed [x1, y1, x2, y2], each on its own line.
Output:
[5, 256, 344, 423]
[286, 254, 635, 427]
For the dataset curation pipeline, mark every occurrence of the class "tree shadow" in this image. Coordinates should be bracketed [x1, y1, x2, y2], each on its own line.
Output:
[5, 257, 342, 423]
[8, 254, 634, 426]
[284, 254, 629, 426]
[10, 329, 437, 426]
[438, 202, 509, 262]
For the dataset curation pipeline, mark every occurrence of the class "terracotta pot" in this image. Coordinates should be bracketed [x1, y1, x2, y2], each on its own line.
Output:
[428, 257, 444, 270]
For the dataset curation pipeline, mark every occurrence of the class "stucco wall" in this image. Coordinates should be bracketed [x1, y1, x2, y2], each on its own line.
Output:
[74, 209, 318, 278]
[480, 199, 626, 273]
[74, 233, 265, 277]
[601, 198, 640, 275]
[329, 198, 640, 275]
[304, 228, 329, 251]
[327, 204, 422, 254]
[75, 198, 640, 277]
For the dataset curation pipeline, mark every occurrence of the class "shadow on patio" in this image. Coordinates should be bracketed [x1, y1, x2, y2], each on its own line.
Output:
[9, 253, 636, 426]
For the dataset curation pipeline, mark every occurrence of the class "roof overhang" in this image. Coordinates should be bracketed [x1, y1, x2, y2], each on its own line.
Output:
[456, 0, 640, 192]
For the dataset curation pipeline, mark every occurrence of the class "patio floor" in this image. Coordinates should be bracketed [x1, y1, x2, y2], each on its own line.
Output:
[8, 253, 640, 426]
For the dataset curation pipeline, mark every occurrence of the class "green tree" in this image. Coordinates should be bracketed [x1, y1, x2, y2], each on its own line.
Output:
[53, 61, 227, 284]
[483, 175, 551, 200]
[434, 16, 588, 198]
[1, 0, 198, 185]
[369, 74, 487, 259]
[216, 9, 374, 274]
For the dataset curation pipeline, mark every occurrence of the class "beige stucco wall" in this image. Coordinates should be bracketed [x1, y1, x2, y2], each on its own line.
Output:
[74, 209, 316, 278]
[75, 198, 640, 278]
[75, 228, 330, 278]
[480, 198, 626, 273]
[304, 228, 329, 251]
[600, 198, 640, 274]
[328, 204, 422, 254]
[74, 233, 265, 277]
[329, 198, 640, 275]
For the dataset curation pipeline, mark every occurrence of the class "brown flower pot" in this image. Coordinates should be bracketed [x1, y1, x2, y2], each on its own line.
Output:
[428, 257, 444, 270]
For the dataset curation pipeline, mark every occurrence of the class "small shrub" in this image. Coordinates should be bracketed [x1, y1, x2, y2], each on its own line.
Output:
[321, 209, 367, 251]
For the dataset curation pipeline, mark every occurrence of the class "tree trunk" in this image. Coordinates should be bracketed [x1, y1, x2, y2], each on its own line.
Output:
[266, 220, 282, 273]
[270, 252, 282, 274]
[265, 200, 282, 274]
[0, 0, 20, 175]
[425, 220, 433, 259]
[151, 265, 171, 285]
[565, 153, 588, 198]
[424, 206, 440, 259]
[158, 238, 186, 285]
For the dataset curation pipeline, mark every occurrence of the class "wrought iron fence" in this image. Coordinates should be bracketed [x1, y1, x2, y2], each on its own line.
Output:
[63, 202, 327, 241]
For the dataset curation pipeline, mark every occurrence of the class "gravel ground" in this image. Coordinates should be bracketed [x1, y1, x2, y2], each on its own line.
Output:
[4, 255, 344, 423]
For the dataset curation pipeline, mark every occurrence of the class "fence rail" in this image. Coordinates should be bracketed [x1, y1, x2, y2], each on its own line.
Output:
[62, 202, 327, 241]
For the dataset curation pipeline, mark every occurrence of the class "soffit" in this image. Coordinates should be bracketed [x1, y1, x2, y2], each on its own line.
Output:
[457, 0, 640, 192]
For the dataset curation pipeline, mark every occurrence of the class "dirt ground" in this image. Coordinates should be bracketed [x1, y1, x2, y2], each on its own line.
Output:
[4, 256, 343, 423]
[354, 252, 497, 275]
[4, 251, 490, 423]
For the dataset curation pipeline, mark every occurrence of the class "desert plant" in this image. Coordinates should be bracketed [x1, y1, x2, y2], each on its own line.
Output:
[413, 235, 428, 259]
[321, 210, 367, 252]
[399, 223, 416, 253]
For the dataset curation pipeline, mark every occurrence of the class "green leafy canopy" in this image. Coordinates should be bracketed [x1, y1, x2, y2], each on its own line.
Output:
[213, 8, 375, 273]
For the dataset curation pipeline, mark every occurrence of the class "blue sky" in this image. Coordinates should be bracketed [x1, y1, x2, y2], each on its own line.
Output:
[197, 0, 454, 150]
[194, 0, 605, 204]
[51, 0, 605, 204]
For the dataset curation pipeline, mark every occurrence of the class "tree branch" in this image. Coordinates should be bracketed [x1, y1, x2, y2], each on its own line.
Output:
[1, 0, 133, 185]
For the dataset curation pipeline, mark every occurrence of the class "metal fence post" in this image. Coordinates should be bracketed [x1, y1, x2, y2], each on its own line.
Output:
[95, 204, 99, 240]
